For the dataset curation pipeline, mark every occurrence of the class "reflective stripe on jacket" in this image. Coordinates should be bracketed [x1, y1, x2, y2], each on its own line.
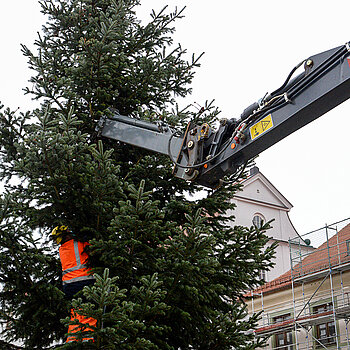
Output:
[59, 239, 94, 285]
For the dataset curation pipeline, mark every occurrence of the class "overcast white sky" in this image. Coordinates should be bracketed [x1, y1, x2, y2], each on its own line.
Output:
[0, 1, 349, 236]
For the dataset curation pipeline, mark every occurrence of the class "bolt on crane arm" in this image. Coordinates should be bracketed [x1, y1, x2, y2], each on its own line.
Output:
[96, 42, 350, 189]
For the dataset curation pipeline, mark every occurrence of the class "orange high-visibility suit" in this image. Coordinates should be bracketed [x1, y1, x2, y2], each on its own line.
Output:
[59, 239, 97, 343]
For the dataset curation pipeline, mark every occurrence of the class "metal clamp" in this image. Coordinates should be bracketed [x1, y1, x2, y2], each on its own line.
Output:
[346, 42, 350, 52]
[258, 92, 269, 108]
[284, 92, 292, 103]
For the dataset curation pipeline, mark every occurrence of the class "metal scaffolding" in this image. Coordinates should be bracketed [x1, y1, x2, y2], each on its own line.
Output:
[250, 217, 350, 350]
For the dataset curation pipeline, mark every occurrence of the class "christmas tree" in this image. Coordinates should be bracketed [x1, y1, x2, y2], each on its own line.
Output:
[0, 1, 275, 348]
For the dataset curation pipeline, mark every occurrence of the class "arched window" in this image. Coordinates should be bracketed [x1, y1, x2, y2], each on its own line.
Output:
[252, 214, 264, 228]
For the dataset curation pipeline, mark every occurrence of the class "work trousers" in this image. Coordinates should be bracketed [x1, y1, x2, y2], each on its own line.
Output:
[63, 279, 97, 343]
[67, 308, 97, 343]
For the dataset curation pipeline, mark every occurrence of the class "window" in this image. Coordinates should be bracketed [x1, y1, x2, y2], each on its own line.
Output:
[274, 313, 291, 324]
[313, 304, 336, 347]
[252, 215, 264, 228]
[273, 314, 293, 350]
[347, 239, 350, 255]
[275, 332, 293, 350]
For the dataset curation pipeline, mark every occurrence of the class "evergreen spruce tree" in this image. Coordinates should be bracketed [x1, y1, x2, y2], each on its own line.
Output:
[0, 1, 276, 348]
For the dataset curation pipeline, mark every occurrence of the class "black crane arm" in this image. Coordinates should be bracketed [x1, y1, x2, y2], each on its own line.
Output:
[96, 42, 350, 189]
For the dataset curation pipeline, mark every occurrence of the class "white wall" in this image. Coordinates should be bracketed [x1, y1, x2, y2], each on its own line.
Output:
[229, 169, 314, 282]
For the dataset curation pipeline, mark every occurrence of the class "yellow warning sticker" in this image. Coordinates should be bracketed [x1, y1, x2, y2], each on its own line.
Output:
[249, 114, 273, 140]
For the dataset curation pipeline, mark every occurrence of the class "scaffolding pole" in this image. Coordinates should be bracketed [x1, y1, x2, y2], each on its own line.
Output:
[326, 224, 340, 349]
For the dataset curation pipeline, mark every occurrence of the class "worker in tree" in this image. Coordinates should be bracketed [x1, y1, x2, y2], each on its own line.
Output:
[51, 225, 97, 343]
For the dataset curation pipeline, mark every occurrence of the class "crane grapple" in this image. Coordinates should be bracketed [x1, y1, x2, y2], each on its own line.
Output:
[97, 43, 350, 189]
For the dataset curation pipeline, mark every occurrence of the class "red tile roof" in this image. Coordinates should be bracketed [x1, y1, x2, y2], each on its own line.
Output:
[246, 224, 350, 296]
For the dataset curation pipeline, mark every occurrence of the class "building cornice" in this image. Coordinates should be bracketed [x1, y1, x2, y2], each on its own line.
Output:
[233, 195, 290, 211]
[268, 237, 315, 248]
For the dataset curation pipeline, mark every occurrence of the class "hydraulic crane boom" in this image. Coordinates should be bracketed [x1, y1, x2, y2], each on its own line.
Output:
[96, 43, 350, 189]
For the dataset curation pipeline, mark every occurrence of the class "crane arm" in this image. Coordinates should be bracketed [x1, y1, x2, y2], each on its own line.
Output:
[96, 42, 350, 189]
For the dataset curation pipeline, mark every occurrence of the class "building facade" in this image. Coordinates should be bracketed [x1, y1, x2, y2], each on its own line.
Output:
[229, 167, 314, 282]
[245, 220, 350, 350]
